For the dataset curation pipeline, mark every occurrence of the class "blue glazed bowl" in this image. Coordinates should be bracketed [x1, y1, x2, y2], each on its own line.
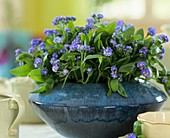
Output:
[29, 82, 167, 138]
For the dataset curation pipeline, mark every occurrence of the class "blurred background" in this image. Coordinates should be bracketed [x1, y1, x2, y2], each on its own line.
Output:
[0, 0, 170, 78]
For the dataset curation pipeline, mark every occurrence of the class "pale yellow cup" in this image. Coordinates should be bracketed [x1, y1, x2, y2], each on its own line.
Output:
[137, 112, 170, 138]
[9, 77, 43, 123]
[0, 91, 25, 138]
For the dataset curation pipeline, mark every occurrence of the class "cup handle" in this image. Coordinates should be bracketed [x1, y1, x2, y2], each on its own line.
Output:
[0, 91, 25, 136]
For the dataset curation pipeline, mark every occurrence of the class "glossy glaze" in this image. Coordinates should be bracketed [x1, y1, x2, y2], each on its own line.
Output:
[29, 82, 167, 138]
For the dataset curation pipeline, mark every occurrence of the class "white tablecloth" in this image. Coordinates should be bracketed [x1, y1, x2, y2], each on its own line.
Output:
[20, 124, 65, 138]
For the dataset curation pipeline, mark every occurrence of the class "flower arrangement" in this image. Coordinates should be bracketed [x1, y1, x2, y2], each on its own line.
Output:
[11, 14, 170, 97]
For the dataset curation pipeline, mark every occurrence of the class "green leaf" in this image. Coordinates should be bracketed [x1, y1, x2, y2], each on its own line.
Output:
[28, 68, 44, 82]
[119, 62, 135, 73]
[152, 67, 159, 78]
[68, 21, 75, 32]
[150, 46, 161, 55]
[110, 79, 118, 92]
[123, 26, 135, 40]
[103, 22, 116, 35]
[71, 66, 80, 71]
[10, 64, 32, 77]
[107, 79, 112, 96]
[133, 121, 142, 135]
[128, 35, 142, 43]
[16, 52, 33, 66]
[135, 28, 144, 39]
[80, 33, 86, 42]
[117, 56, 130, 66]
[94, 33, 102, 43]
[31, 83, 46, 93]
[144, 37, 153, 47]
[84, 35, 89, 46]
[118, 83, 127, 97]
[87, 31, 94, 41]
[44, 37, 54, 45]
[137, 135, 145, 138]
[154, 58, 167, 75]
[46, 78, 54, 93]
[83, 54, 103, 62]
[60, 52, 79, 60]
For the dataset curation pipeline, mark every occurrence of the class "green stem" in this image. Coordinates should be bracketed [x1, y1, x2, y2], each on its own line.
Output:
[96, 72, 101, 83]
[84, 75, 90, 84]
[74, 71, 78, 81]
[80, 52, 84, 82]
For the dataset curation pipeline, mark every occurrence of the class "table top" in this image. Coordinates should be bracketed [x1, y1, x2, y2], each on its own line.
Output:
[20, 124, 65, 138]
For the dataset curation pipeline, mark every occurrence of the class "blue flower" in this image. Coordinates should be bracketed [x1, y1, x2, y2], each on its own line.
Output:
[103, 47, 113, 56]
[77, 44, 85, 51]
[111, 66, 118, 79]
[91, 13, 97, 18]
[122, 24, 134, 32]
[81, 27, 88, 34]
[141, 69, 150, 78]
[30, 38, 42, 47]
[139, 46, 148, 58]
[148, 27, 156, 36]
[137, 61, 147, 69]
[158, 54, 164, 60]
[102, 21, 108, 25]
[86, 17, 95, 23]
[124, 46, 133, 53]
[52, 65, 59, 72]
[162, 48, 165, 54]
[52, 53, 59, 58]
[62, 69, 69, 76]
[69, 44, 77, 51]
[86, 23, 93, 29]
[115, 20, 124, 32]
[152, 38, 156, 44]
[15, 48, 22, 56]
[86, 46, 91, 52]
[157, 34, 169, 43]
[65, 28, 71, 33]
[58, 49, 66, 54]
[52, 16, 76, 26]
[87, 68, 92, 74]
[111, 65, 117, 72]
[34, 58, 42, 68]
[52, 16, 65, 26]
[53, 36, 63, 43]
[44, 29, 58, 36]
[114, 44, 123, 50]
[168, 90, 170, 94]
[43, 51, 48, 56]
[111, 71, 118, 79]
[19, 62, 24, 66]
[28, 47, 35, 53]
[75, 56, 81, 60]
[39, 42, 46, 50]
[127, 133, 136, 138]
[50, 58, 60, 66]
[97, 14, 104, 19]
[65, 16, 76, 22]
[69, 38, 82, 51]
[41, 69, 48, 75]
[158, 47, 165, 60]
[162, 76, 168, 84]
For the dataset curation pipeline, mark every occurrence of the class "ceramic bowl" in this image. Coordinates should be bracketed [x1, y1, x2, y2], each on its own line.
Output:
[29, 82, 167, 138]
[137, 112, 170, 138]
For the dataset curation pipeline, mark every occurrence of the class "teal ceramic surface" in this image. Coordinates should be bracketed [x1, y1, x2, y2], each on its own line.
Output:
[29, 82, 167, 138]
